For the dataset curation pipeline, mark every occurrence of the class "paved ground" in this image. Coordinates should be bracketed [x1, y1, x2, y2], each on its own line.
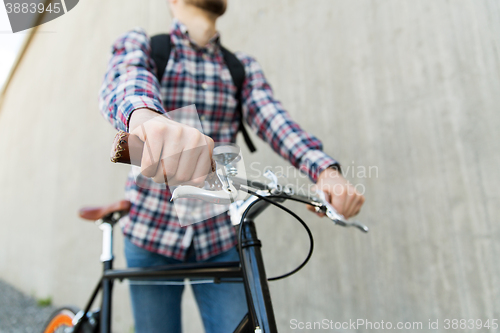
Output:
[0, 279, 55, 333]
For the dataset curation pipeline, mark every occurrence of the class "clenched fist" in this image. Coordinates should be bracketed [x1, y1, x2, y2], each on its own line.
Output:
[308, 167, 365, 219]
[128, 108, 214, 186]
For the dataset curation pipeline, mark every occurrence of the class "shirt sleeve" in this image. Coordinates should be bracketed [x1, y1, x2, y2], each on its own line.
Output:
[98, 27, 167, 132]
[236, 53, 341, 183]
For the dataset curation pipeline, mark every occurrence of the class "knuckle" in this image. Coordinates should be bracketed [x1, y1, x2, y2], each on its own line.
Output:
[168, 126, 183, 140]
[158, 121, 169, 131]
[190, 128, 201, 137]
[203, 135, 213, 145]
[194, 131, 207, 145]
[193, 133, 203, 145]
[182, 127, 199, 138]
[205, 136, 214, 150]
[151, 122, 168, 137]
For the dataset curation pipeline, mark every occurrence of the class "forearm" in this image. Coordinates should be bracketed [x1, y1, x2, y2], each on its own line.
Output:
[238, 56, 339, 182]
[249, 103, 339, 181]
[98, 28, 165, 132]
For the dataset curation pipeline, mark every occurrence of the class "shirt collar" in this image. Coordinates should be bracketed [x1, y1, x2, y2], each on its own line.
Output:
[170, 18, 221, 54]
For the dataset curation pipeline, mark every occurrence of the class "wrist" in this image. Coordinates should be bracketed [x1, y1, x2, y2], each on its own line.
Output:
[128, 108, 159, 132]
[327, 163, 342, 174]
[318, 164, 343, 181]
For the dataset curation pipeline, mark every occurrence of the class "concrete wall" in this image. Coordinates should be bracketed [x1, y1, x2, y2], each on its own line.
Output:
[1, 0, 499, 332]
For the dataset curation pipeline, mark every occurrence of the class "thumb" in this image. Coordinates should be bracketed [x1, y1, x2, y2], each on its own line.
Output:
[329, 186, 347, 216]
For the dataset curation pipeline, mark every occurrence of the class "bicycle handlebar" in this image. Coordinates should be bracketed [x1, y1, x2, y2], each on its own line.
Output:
[110, 131, 368, 233]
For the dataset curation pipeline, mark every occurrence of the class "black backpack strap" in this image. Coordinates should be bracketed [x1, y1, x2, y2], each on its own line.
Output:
[150, 34, 257, 153]
[150, 34, 171, 83]
[221, 46, 257, 153]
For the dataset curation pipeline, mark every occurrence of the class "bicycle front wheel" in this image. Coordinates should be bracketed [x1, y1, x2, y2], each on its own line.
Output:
[41, 306, 79, 333]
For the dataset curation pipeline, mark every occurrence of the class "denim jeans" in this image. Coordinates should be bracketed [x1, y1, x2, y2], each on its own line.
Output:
[124, 237, 248, 333]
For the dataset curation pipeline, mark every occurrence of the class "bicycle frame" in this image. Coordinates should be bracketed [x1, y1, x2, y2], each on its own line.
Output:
[67, 135, 369, 333]
[73, 200, 278, 333]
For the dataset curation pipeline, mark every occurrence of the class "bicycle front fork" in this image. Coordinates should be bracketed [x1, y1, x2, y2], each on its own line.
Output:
[239, 220, 278, 333]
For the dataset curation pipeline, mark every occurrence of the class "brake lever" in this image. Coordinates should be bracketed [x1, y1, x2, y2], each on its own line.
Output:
[314, 190, 369, 233]
[170, 165, 238, 204]
[170, 184, 238, 204]
[171, 146, 240, 204]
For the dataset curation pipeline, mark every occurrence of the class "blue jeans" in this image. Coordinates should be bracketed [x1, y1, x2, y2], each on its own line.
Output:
[124, 237, 248, 333]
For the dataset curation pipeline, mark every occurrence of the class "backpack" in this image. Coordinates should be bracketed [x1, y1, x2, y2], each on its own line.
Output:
[150, 34, 256, 153]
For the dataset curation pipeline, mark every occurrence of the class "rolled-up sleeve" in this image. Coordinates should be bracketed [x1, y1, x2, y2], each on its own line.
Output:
[237, 53, 340, 182]
[99, 28, 166, 132]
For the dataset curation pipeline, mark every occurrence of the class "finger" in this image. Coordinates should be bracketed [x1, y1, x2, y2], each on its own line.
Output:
[345, 186, 365, 218]
[151, 125, 187, 184]
[190, 146, 212, 186]
[205, 136, 214, 160]
[154, 150, 180, 184]
[139, 124, 163, 178]
[329, 186, 348, 216]
[171, 145, 204, 186]
[186, 135, 214, 187]
[160, 159, 169, 185]
[192, 134, 213, 182]
[168, 130, 210, 186]
[327, 188, 347, 217]
[351, 195, 365, 217]
[343, 191, 359, 219]
[352, 205, 361, 217]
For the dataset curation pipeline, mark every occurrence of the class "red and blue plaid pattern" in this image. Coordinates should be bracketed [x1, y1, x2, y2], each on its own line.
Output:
[99, 20, 338, 261]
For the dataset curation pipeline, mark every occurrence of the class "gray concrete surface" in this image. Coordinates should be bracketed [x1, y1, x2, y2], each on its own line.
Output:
[0, 0, 499, 332]
[0, 279, 55, 333]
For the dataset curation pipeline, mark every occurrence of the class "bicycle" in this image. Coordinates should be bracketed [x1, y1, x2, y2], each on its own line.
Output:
[41, 131, 368, 333]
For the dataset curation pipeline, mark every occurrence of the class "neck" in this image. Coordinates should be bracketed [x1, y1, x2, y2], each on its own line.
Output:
[175, 7, 217, 46]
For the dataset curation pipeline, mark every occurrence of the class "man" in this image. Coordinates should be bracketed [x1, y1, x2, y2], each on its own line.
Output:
[99, 0, 365, 332]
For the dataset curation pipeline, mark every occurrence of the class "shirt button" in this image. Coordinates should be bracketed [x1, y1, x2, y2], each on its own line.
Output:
[200, 115, 206, 121]
[201, 82, 208, 90]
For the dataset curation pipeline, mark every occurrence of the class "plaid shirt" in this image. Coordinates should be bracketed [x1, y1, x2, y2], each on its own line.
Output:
[99, 20, 339, 261]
